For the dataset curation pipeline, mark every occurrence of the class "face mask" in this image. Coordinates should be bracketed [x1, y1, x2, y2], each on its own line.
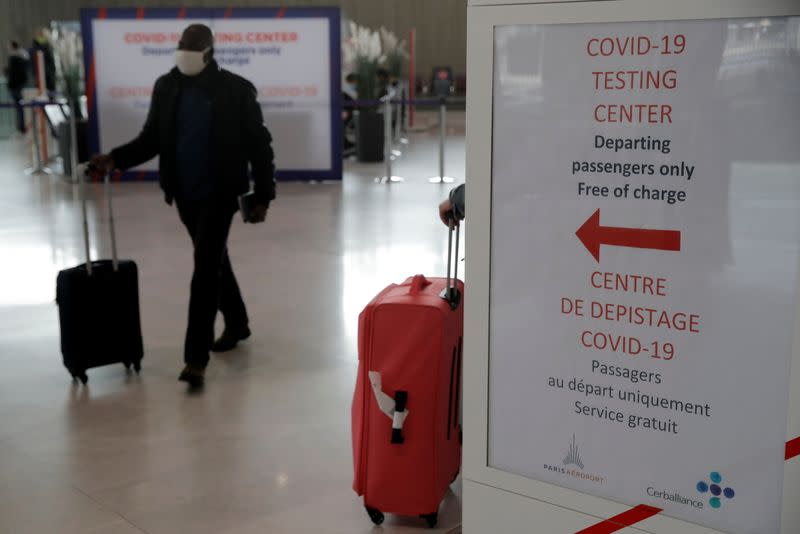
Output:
[175, 47, 210, 76]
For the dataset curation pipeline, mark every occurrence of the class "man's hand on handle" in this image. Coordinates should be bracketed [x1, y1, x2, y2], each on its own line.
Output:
[439, 198, 457, 227]
[89, 154, 114, 174]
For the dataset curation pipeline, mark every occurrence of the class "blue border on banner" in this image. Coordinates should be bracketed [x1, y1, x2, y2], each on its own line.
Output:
[79, 6, 343, 182]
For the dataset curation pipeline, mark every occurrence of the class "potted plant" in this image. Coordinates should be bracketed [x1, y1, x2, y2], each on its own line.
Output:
[52, 24, 86, 175]
[380, 27, 408, 84]
[343, 22, 385, 162]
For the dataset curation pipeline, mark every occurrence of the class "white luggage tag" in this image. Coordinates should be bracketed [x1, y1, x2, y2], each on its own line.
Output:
[368, 371, 409, 442]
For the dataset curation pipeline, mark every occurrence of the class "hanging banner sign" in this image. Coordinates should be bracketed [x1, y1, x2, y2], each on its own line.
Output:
[81, 7, 342, 181]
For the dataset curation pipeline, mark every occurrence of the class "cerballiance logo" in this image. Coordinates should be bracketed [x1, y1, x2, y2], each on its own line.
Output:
[647, 487, 705, 509]
[697, 471, 736, 509]
[647, 471, 736, 511]
[544, 435, 605, 485]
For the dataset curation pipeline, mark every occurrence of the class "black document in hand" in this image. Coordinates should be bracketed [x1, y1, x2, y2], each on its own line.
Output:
[238, 191, 259, 223]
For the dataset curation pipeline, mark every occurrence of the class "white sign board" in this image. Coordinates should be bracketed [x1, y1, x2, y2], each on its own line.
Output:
[488, 17, 800, 534]
[83, 9, 340, 180]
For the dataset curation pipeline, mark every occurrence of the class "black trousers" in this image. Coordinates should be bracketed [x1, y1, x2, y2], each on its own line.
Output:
[177, 199, 248, 368]
[10, 88, 25, 133]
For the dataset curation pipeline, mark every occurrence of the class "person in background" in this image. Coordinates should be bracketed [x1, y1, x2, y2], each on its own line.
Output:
[342, 73, 358, 156]
[5, 41, 29, 134]
[377, 68, 390, 98]
[343, 72, 358, 100]
[439, 184, 465, 226]
[90, 24, 276, 390]
[31, 29, 56, 93]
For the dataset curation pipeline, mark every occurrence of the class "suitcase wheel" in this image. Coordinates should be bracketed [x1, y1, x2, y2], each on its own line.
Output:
[421, 512, 438, 529]
[69, 369, 88, 385]
[124, 361, 142, 374]
[365, 506, 384, 526]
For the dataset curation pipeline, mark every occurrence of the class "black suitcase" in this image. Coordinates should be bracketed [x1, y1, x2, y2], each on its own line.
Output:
[56, 168, 143, 384]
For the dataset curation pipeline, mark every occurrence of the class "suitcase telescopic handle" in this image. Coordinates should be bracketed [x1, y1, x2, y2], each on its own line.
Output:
[81, 165, 120, 274]
[104, 171, 120, 272]
[441, 218, 461, 310]
[79, 164, 93, 275]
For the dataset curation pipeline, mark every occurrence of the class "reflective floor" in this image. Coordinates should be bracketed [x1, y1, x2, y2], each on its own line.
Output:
[0, 112, 465, 533]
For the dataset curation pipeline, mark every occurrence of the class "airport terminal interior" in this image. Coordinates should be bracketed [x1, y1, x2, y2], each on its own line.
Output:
[1, 2, 467, 531]
[0, 113, 466, 533]
[2, 1, 799, 534]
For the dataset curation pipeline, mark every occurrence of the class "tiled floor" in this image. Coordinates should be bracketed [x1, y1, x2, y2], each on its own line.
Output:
[0, 112, 465, 533]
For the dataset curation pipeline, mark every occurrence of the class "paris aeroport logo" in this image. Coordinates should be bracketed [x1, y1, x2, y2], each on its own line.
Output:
[697, 471, 735, 509]
[563, 434, 584, 469]
[543, 435, 606, 486]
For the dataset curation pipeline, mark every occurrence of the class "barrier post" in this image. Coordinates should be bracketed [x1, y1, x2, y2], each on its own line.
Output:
[34, 51, 48, 164]
[409, 28, 416, 129]
[24, 104, 48, 175]
[68, 102, 79, 184]
[375, 94, 404, 183]
[399, 86, 409, 144]
[393, 92, 401, 142]
[384, 95, 392, 179]
[394, 87, 409, 146]
[390, 89, 403, 157]
[429, 97, 455, 183]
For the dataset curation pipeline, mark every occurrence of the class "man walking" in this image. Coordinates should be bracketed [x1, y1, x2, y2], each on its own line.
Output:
[5, 41, 29, 134]
[31, 29, 56, 94]
[91, 24, 275, 389]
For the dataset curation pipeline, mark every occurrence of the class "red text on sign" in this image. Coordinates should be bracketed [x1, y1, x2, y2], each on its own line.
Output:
[124, 32, 180, 44]
[211, 32, 300, 44]
[587, 35, 686, 57]
[592, 70, 677, 91]
[591, 302, 700, 332]
[590, 272, 667, 296]
[582, 331, 644, 355]
[587, 36, 655, 57]
[594, 104, 673, 124]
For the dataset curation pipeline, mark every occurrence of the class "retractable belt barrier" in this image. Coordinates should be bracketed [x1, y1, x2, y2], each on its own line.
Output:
[1, 100, 80, 183]
[2, 96, 463, 186]
[344, 95, 464, 185]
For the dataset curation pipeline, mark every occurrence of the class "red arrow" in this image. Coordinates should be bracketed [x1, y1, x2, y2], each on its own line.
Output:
[576, 209, 681, 262]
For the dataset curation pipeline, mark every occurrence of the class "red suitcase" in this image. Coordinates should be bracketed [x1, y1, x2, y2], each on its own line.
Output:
[352, 225, 463, 528]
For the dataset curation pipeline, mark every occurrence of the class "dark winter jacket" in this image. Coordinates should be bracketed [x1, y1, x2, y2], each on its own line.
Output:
[30, 41, 56, 92]
[111, 60, 276, 206]
[5, 49, 29, 90]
